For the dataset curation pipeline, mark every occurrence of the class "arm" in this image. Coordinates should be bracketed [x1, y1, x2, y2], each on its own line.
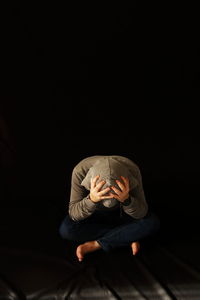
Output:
[68, 170, 111, 221]
[68, 168, 98, 221]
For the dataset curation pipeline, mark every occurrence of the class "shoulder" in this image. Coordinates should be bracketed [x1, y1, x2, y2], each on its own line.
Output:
[110, 155, 140, 171]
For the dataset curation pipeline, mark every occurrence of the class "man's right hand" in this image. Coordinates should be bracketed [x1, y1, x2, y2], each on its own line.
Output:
[89, 175, 112, 203]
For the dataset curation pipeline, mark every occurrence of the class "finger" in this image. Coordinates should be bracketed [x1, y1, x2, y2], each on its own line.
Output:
[91, 175, 100, 189]
[108, 192, 115, 197]
[120, 176, 129, 189]
[108, 193, 120, 200]
[111, 186, 121, 195]
[98, 187, 110, 196]
[95, 180, 106, 192]
[100, 195, 117, 199]
[115, 179, 125, 191]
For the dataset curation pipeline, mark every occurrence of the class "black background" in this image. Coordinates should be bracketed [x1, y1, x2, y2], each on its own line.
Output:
[1, 5, 200, 250]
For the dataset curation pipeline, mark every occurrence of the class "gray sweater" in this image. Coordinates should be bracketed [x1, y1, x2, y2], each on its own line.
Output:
[68, 155, 148, 221]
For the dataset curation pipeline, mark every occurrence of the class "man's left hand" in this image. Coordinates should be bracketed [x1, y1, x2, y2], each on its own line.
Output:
[109, 176, 130, 203]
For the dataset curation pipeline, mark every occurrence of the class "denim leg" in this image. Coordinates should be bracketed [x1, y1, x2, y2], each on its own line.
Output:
[97, 211, 160, 252]
[59, 214, 116, 243]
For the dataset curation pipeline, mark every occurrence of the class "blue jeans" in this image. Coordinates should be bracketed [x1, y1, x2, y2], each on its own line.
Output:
[59, 209, 160, 252]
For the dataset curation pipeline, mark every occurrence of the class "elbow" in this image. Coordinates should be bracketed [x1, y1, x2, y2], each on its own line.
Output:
[69, 207, 84, 222]
[68, 212, 81, 222]
[68, 207, 78, 222]
[133, 203, 148, 219]
[140, 203, 149, 218]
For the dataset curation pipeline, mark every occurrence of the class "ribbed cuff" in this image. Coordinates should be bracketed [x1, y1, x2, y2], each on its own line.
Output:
[122, 197, 131, 206]
[85, 194, 98, 210]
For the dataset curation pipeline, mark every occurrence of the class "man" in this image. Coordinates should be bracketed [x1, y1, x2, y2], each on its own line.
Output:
[59, 155, 160, 261]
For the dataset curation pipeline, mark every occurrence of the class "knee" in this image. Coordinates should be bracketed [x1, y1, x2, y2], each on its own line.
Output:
[58, 216, 77, 240]
[58, 222, 69, 240]
[141, 212, 161, 234]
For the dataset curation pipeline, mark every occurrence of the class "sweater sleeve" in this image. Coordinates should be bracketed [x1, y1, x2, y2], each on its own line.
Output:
[122, 167, 148, 219]
[68, 168, 98, 221]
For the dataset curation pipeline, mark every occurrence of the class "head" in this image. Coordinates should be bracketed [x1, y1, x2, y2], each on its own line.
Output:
[81, 156, 138, 207]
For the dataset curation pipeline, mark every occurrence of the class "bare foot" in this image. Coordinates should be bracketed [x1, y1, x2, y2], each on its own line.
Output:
[131, 241, 140, 255]
[76, 241, 101, 262]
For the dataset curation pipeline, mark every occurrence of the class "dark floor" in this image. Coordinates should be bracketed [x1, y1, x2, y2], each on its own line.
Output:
[1, 197, 200, 299]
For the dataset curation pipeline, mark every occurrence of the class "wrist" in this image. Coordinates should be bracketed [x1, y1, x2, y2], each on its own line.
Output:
[88, 193, 97, 203]
[122, 196, 131, 206]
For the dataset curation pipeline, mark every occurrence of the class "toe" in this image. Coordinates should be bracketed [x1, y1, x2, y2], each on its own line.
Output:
[131, 242, 140, 255]
[76, 245, 84, 261]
